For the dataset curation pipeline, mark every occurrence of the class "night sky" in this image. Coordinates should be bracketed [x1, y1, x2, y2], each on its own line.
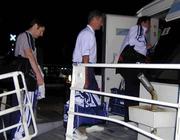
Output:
[0, 0, 154, 65]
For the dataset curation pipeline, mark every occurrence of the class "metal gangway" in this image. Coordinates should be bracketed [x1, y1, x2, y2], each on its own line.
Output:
[66, 63, 180, 140]
[0, 71, 37, 140]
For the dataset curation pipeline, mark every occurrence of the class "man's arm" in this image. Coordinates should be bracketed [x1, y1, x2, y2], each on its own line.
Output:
[24, 48, 44, 86]
[82, 55, 89, 89]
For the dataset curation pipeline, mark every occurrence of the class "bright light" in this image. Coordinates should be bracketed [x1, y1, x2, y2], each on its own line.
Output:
[10, 34, 16, 41]
[68, 75, 72, 82]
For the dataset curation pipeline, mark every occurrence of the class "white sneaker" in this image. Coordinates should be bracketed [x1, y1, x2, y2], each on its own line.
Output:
[73, 129, 88, 140]
[13, 132, 24, 140]
[86, 125, 104, 133]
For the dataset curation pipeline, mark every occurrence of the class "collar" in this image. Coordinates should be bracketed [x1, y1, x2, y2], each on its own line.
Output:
[87, 25, 95, 33]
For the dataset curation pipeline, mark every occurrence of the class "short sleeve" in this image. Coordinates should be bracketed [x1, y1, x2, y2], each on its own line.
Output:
[80, 31, 94, 56]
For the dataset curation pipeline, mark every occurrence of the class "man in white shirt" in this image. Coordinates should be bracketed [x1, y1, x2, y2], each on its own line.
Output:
[72, 10, 104, 140]
[73, 10, 104, 91]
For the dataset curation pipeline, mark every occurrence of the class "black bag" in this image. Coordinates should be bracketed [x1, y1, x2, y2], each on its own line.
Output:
[0, 55, 37, 91]
[109, 88, 125, 116]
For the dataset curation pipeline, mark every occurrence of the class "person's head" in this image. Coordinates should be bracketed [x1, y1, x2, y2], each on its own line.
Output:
[137, 16, 151, 30]
[88, 10, 104, 31]
[28, 18, 45, 39]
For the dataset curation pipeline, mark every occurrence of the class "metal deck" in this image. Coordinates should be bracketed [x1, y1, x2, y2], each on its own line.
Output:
[33, 121, 137, 140]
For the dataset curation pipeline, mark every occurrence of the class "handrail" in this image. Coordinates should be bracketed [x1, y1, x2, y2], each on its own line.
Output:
[79, 63, 180, 69]
[0, 71, 38, 140]
[66, 63, 180, 140]
[71, 88, 179, 108]
[0, 89, 24, 98]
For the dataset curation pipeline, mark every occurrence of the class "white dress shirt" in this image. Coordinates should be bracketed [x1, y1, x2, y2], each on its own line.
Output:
[73, 25, 97, 63]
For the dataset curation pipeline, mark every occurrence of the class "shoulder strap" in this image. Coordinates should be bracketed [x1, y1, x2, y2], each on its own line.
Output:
[25, 32, 35, 51]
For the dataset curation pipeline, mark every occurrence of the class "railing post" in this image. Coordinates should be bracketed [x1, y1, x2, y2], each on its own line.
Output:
[13, 73, 30, 138]
[66, 90, 75, 140]
[1, 90, 7, 140]
[66, 65, 85, 140]
[175, 86, 180, 140]
[0, 72, 37, 139]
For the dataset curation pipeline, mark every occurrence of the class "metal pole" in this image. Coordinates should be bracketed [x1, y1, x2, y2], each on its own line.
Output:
[175, 86, 180, 140]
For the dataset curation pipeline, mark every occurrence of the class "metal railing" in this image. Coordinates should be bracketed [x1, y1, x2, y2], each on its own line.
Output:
[66, 63, 180, 140]
[0, 71, 37, 140]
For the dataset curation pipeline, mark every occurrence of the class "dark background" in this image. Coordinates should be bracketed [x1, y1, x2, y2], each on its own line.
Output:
[0, 0, 154, 65]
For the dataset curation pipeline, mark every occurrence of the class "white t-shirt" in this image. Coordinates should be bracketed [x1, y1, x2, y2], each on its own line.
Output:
[72, 25, 97, 63]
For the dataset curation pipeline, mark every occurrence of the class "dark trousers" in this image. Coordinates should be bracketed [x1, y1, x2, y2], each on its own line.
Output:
[87, 67, 99, 91]
[117, 46, 146, 122]
[123, 69, 140, 122]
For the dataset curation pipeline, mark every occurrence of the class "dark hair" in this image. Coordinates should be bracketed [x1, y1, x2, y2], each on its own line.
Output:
[88, 10, 104, 23]
[137, 16, 151, 25]
[136, 16, 150, 41]
[29, 18, 46, 28]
